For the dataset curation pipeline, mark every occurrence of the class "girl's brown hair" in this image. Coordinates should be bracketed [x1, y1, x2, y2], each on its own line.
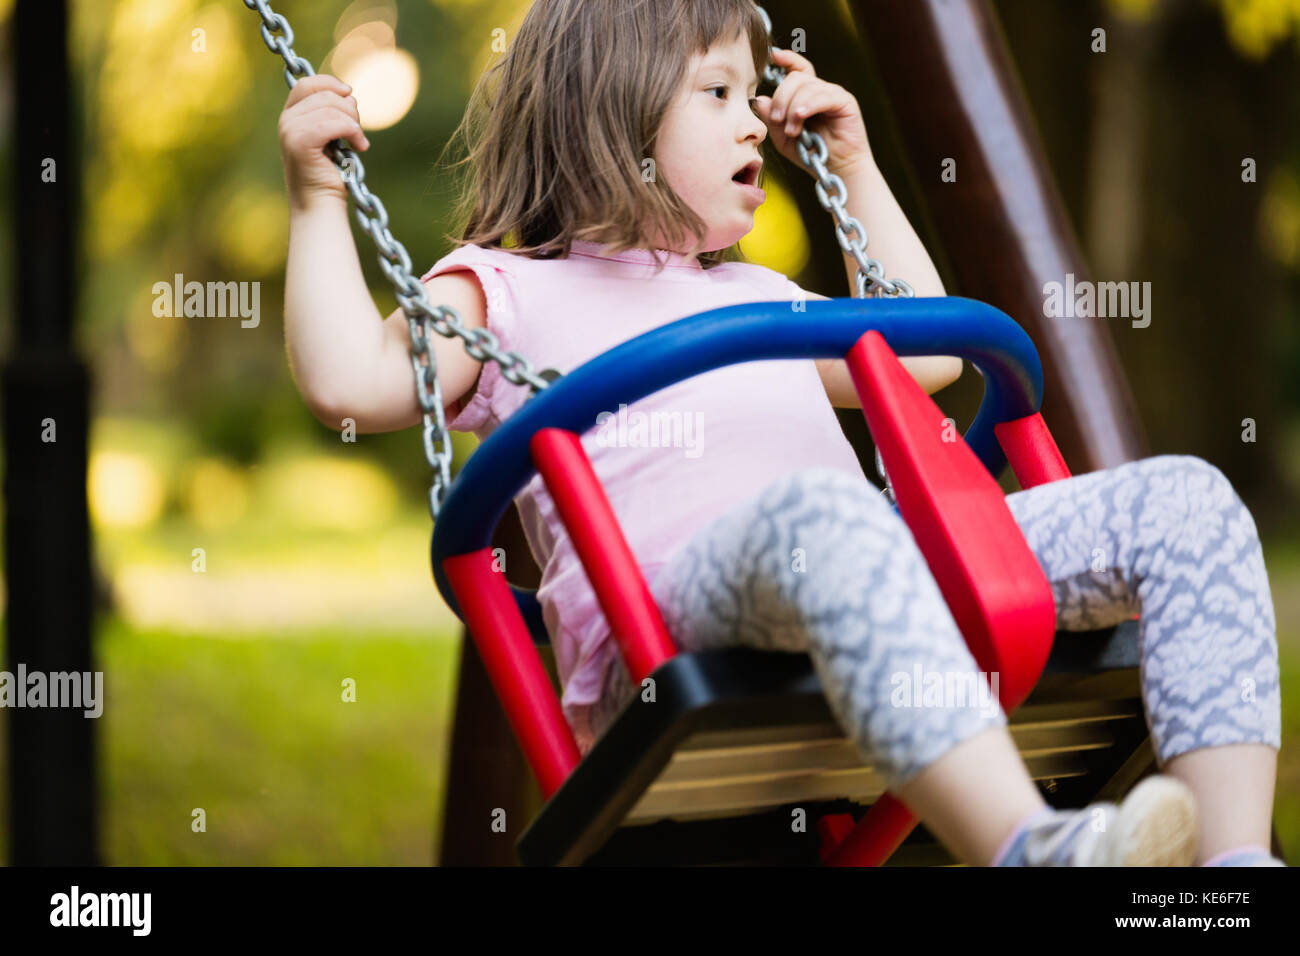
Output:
[441, 0, 772, 271]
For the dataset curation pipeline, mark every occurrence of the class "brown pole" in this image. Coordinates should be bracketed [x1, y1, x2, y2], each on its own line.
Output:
[844, 0, 1148, 471]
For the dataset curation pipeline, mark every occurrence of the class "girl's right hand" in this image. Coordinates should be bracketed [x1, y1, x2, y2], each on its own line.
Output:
[277, 74, 371, 211]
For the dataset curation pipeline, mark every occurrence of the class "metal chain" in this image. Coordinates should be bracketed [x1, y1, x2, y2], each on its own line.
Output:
[754, 5, 914, 303]
[754, 4, 904, 503]
[241, 0, 557, 520]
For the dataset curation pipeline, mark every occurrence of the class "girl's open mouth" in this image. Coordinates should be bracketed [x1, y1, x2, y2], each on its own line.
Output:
[731, 160, 762, 186]
[731, 160, 765, 203]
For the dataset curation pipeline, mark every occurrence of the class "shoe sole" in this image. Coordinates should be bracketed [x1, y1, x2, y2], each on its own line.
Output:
[1099, 776, 1198, 866]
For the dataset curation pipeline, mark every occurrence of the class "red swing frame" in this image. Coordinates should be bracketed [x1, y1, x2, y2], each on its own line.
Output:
[444, 329, 1073, 866]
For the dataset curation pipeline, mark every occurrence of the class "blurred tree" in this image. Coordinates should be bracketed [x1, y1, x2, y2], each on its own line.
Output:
[998, 0, 1300, 519]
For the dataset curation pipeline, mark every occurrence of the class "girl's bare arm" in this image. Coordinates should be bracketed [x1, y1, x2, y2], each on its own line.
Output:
[284, 196, 485, 433]
[278, 74, 483, 433]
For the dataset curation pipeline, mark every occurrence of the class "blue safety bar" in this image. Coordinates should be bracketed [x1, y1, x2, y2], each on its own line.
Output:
[430, 295, 1043, 631]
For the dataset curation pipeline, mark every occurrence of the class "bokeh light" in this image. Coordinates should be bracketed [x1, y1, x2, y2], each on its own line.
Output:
[89, 449, 167, 529]
[1215, 0, 1300, 59]
[322, 0, 420, 130]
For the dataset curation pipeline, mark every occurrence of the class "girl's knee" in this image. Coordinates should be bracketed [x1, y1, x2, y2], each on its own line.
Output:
[1143, 454, 1244, 517]
[1163, 454, 1232, 489]
[1130, 455, 1264, 575]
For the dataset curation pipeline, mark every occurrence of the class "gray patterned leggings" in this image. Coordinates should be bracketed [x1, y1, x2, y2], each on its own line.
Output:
[589, 455, 1281, 791]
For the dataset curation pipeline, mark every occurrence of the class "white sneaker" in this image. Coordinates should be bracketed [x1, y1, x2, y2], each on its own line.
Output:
[995, 775, 1198, 866]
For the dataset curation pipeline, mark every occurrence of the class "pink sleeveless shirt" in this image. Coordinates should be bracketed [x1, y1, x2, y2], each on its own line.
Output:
[420, 240, 865, 755]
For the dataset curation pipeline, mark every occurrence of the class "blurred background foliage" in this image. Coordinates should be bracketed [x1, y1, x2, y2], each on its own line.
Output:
[0, 0, 1296, 864]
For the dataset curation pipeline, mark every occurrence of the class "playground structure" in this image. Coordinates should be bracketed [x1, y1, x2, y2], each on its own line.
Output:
[3, 0, 1286, 866]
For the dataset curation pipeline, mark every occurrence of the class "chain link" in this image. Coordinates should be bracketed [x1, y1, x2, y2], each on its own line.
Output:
[754, 4, 904, 503]
[242, 0, 557, 520]
[754, 5, 914, 304]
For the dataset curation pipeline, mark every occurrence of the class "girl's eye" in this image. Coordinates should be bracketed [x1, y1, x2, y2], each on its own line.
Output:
[706, 87, 758, 108]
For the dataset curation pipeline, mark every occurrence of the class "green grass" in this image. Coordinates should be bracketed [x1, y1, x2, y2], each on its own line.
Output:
[0, 562, 1297, 865]
[0, 617, 462, 865]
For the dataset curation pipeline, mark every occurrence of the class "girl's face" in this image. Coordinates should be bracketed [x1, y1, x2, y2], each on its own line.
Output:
[653, 33, 768, 254]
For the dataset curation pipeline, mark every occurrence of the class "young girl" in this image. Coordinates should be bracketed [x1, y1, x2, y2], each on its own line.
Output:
[279, 0, 1284, 866]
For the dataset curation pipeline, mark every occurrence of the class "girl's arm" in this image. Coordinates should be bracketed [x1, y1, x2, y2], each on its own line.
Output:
[835, 159, 946, 300]
[283, 195, 486, 434]
[278, 74, 483, 433]
[753, 49, 962, 407]
[812, 159, 962, 407]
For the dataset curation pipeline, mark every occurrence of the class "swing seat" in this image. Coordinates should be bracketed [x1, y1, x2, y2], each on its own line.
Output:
[519, 628, 1146, 866]
[431, 296, 1156, 866]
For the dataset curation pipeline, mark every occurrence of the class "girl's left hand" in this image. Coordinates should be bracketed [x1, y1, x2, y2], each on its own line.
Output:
[753, 47, 874, 179]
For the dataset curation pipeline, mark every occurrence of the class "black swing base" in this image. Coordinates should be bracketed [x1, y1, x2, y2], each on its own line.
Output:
[515, 620, 1154, 866]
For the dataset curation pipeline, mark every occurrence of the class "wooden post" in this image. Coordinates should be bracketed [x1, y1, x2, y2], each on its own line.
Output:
[845, 0, 1149, 470]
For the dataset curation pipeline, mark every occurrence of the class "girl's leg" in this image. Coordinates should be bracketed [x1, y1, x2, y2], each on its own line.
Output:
[592, 466, 1046, 865]
[1164, 744, 1277, 861]
[1003, 454, 1283, 864]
